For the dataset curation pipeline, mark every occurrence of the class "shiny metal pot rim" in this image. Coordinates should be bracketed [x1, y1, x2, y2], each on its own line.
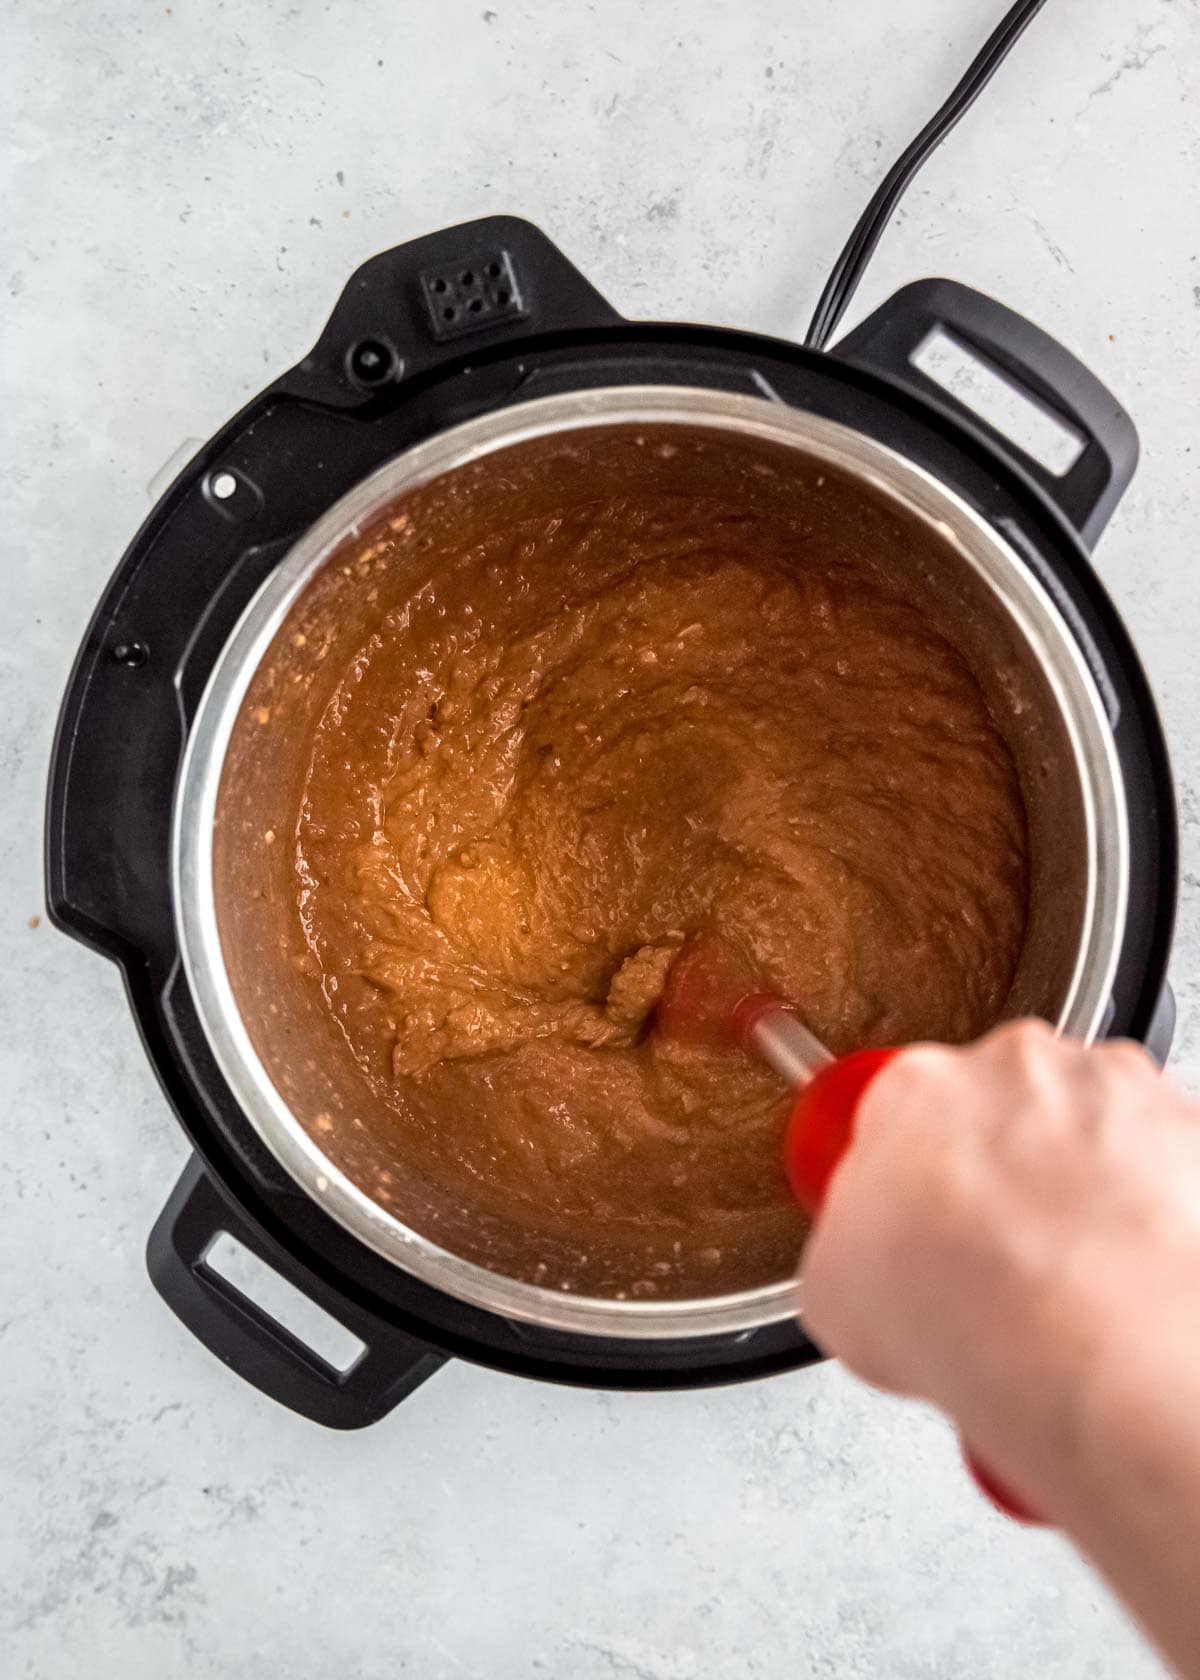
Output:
[173, 386, 1129, 1341]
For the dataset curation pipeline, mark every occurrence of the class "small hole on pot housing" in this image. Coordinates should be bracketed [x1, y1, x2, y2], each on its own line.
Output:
[203, 466, 263, 522]
[346, 337, 401, 388]
[112, 640, 149, 668]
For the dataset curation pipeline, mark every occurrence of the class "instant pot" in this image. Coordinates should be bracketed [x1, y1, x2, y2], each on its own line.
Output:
[46, 216, 1176, 1426]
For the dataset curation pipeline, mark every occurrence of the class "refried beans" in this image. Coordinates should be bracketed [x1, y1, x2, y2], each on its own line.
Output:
[266, 444, 1029, 1299]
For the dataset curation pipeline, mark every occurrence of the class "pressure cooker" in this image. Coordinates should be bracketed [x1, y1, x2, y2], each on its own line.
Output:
[46, 217, 1176, 1426]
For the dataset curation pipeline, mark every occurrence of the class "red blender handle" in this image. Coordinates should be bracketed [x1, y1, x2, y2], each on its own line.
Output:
[784, 1047, 1046, 1527]
[784, 1047, 900, 1212]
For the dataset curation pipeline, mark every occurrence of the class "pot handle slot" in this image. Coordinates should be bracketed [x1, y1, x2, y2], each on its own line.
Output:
[831, 279, 1138, 550]
[147, 1155, 446, 1428]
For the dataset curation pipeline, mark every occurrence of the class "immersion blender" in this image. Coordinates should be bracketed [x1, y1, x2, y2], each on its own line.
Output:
[656, 938, 1044, 1525]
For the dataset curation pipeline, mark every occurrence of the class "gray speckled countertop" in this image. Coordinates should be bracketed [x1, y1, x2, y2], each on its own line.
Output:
[3, 2, 1198, 1675]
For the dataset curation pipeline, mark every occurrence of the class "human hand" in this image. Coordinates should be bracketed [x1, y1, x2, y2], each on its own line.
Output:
[798, 1020, 1200, 1509]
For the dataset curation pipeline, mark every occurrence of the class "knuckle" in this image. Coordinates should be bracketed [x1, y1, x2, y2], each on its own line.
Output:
[975, 1017, 1057, 1080]
[854, 1046, 943, 1130]
[1101, 1036, 1154, 1075]
[987, 1016, 1054, 1049]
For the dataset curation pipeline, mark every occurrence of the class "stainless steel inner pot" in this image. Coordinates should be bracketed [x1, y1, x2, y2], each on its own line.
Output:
[173, 386, 1129, 1340]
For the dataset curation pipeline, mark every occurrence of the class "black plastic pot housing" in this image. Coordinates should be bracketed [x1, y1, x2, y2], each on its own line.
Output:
[46, 218, 1176, 1427]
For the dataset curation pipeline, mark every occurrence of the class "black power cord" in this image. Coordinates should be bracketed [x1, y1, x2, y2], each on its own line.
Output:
[805, 0, 1048, 350]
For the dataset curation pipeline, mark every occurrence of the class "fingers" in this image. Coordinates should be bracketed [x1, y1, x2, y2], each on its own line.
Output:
[796, 1022, 1176, 1413]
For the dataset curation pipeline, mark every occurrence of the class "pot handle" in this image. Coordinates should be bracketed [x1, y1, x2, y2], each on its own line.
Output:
[147, 1156, 446, 1428]
[831, 279, 1138, 550]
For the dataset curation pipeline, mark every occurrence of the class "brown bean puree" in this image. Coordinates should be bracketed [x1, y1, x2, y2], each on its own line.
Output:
[218, 426, 1029, 1300]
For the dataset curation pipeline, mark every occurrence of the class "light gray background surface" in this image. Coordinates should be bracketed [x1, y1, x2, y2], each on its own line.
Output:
[4, 1, 1198, 1675]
